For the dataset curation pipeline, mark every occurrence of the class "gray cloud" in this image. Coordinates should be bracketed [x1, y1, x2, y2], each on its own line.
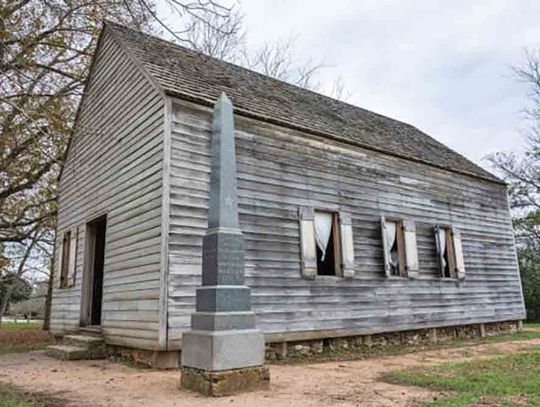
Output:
[240, 0, 540, 169]
[158, 0, 540, 169]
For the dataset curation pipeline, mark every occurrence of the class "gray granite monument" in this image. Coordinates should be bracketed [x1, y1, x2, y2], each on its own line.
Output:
[180, 93, 269, 396]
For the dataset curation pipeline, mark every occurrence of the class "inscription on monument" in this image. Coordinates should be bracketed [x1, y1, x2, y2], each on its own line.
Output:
[202, 232, 245, 286]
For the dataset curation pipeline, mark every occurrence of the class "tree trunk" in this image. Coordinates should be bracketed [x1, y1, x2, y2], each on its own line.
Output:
[0, 285, 14, 324]
[43, 233, 56, 331]
[43, 268, 53, 331]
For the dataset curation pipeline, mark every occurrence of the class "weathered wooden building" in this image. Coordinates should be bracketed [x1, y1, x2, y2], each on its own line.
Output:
[50, 22, 526, 362]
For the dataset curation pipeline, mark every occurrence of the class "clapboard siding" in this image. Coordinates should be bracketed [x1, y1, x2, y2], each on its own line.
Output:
[50, 29, 165, 350]
[166, 98, 525, 348]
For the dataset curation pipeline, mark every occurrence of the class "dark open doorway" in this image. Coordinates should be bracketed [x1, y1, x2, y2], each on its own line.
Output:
[81, 216, 106, 327]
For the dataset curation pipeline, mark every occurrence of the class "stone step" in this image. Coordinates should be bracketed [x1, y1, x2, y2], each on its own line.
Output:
[45, 345, 96, 360]
[63, 334, 105, 349]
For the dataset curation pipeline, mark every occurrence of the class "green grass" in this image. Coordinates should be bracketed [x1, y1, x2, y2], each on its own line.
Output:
[0, 395, 39, 407]
[0, 322, 43, 330]
[479, 330, 540, 344]
[0, 384, 43, 407]
[385, 347, 540, 406]
[524, 322, 540, 329]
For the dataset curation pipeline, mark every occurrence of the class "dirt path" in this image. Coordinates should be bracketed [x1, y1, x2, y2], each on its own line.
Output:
[2, 337, 540, 407]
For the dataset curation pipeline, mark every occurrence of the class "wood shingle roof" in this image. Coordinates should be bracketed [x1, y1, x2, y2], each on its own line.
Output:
[105, 22, 501, 184]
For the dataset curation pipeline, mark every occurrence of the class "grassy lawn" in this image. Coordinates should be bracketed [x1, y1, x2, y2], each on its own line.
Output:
[479, 329, 540, 344]
[386, 348, 540, 406]
[525, 322, 540, 330]
[0, 322, 43, 330]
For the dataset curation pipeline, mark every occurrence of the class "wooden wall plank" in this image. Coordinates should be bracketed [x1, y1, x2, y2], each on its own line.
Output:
[50, 31, 164, 351]
[166, 99, 525, 349]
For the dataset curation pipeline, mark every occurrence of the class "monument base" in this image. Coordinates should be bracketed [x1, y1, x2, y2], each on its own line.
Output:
[181, 365, 270, 396]
[181, 329, 265, 370]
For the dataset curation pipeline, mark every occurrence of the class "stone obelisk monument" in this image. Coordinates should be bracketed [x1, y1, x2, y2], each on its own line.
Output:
[180, 93, 269, 396]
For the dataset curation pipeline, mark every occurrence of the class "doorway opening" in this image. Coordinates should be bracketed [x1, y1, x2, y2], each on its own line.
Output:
[81, 215, 106, 327]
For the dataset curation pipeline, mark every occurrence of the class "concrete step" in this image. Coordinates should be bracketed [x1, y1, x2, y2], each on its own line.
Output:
[45, 345, 97, 360]
[46, 334, 108, 361]
[63, 334, 105, 349]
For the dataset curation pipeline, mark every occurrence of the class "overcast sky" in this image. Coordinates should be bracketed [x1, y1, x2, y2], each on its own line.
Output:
[158, 0, 540, 170]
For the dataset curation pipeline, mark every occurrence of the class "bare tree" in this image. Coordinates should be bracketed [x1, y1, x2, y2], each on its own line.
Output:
[1, 0, 241, 328]
[514, 49, 540, 140]
[488, 49, 540, 320]
[327, 76, 352, 102]
[0, 0, 240, 242]
[240, 36, 324, 90]
[1, 0, 242, 231]
[185, 10, 350, 96]
[2, 0, 350, 327]
[144, 0, 237, 46]
[185, 7, 245, 61]
[0, 1, 154, 245]
[488, 49, 540, 245]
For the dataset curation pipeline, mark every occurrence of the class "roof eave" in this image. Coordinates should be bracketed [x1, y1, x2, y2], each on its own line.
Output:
[163, 89, 506, 187]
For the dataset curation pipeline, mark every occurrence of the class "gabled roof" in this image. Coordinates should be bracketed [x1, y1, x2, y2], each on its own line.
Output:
[105, 22, 501, 184]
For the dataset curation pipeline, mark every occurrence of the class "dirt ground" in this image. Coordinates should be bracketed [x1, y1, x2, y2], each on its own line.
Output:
[1, 337, 540, 407]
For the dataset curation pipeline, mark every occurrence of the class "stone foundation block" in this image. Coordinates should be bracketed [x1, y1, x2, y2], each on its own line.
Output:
[429, 328, 438, 342]
[181, 365, 270, 396]
[152, 351, 180, 369]
[364, 335, 372, 348]
[334, 337, 351, 350]
[437, 326, 458, 341]
[351, 336, 364, 348]
[402, 330, 430, 346]
[485, 320, 519, 336]
[261, 320, 522, 361]
[310, 340, 323, 354]
[131, 350, 180, 369]
[479, 323, 486, 338]
[276, 342, 288, 359]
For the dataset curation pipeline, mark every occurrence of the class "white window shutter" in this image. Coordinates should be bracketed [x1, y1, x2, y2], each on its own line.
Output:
[452, 227, 466, 280]
[67, 227, 78, 287]
[380, 216, 391, 277]
[339, 212, 355, 279]
[55, 235, 64, 289]
[403, 220, 419, 278]
[299, 207, 317, 280]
